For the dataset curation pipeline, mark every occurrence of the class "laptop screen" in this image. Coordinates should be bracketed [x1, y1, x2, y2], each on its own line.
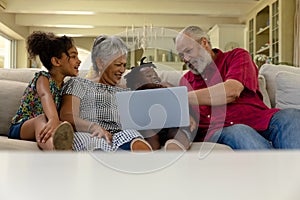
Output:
[116, 86, 190, 130]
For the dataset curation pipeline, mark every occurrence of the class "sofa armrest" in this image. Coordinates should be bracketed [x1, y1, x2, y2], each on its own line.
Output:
[0, 80, 28, 136]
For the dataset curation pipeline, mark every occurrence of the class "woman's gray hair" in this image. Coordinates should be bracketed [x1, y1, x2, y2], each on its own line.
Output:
[91, 35, 128, 73]
[179, 26, 212, 47]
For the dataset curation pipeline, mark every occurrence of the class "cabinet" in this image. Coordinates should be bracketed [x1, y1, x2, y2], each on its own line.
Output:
[207, 24, 246, 52]
[248, 19, 255, 58]
[255, 6, 270, 56]
[247, 0, 295, 65]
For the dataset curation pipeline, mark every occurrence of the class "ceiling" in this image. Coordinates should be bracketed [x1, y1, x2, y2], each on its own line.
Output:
[0, 0, 261, 38]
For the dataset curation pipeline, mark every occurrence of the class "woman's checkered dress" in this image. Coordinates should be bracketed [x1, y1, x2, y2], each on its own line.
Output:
[62, 77, 143, 152]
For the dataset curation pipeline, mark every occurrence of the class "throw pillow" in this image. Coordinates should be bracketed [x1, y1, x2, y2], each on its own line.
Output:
[275, 71, 300, 109]
[260, 64, 300, 107]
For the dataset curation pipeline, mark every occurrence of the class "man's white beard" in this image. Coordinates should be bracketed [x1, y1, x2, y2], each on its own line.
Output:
[188, 50, 212, 75]
[186, 63, 200, 75]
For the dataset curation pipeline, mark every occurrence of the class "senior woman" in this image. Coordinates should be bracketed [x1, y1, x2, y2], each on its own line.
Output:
[59, 35, 152, 152]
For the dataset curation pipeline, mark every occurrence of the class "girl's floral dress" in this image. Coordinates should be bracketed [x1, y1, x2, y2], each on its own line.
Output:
[11, 71, 62, 124]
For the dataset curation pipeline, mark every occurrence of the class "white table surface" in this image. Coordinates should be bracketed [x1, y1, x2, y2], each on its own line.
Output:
[1, 150, 300, 200]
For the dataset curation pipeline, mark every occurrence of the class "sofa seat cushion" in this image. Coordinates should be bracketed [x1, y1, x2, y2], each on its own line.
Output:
[189, 142, 233, 152]
[0, 80, 28, 136]
[0, 136, 40, 150]
[275, 71, 300, 109]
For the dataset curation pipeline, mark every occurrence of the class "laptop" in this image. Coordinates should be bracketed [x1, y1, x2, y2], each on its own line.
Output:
[116, 86, 190, 130]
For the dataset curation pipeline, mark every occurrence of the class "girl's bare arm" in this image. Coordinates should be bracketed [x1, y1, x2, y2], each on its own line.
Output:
[36, 76, 60, 142]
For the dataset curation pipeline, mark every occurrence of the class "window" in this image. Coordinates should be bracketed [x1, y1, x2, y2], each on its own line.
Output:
[77, 47, 91, 71]
[0, 34, 14, 68]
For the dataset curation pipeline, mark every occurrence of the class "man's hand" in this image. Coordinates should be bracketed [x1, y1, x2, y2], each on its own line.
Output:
[189, 115, 197, 132]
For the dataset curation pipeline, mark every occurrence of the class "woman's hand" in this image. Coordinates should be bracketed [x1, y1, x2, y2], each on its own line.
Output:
[90, 124, 112, 144]
[38, 119, 61, 143]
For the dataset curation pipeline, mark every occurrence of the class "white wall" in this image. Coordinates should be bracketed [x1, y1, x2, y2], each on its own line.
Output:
[208, 24, 246, 51]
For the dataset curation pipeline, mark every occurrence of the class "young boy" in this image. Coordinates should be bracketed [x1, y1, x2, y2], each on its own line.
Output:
[124, 57, 197, 151]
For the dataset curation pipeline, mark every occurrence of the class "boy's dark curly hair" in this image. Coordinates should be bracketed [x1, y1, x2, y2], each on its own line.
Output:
[136, 82, 166, 90]
[124, 56, 157, 90]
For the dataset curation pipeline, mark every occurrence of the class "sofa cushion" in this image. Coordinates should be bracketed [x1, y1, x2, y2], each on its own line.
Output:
[0, 80, 28, 136]
[258, 74, 271, 108]
[259, 64, 300, 108]
[275, 71, 300, 109]
[156, 70, 185, 86]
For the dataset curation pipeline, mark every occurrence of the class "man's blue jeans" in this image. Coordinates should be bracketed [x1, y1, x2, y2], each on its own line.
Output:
[208, 108, 300, 150]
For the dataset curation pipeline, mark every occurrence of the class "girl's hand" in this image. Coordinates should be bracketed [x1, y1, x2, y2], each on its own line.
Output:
[38, 119, 61, 143]
[189, 115, 197, 133]
[90, 124, 112, 144]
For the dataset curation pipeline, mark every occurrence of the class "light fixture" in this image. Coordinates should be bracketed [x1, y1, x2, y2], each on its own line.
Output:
[45, 25, 94, 29]
[52, 11, 94, 15]
[124, 24, 166, 50]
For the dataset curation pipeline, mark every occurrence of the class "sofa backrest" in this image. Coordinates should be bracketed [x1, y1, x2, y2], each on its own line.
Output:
[0, 66, 276, 135]
[0, 68, 40, 83]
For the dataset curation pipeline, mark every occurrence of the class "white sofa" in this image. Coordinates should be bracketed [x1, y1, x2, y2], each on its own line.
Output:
[5, 63, 297, 151]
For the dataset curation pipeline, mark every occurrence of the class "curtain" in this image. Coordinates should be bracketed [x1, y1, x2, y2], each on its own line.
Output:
[294, 0, 300, 67]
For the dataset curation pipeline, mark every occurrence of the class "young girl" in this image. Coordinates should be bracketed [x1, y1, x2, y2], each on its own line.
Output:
[8, 31, 81, 150]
